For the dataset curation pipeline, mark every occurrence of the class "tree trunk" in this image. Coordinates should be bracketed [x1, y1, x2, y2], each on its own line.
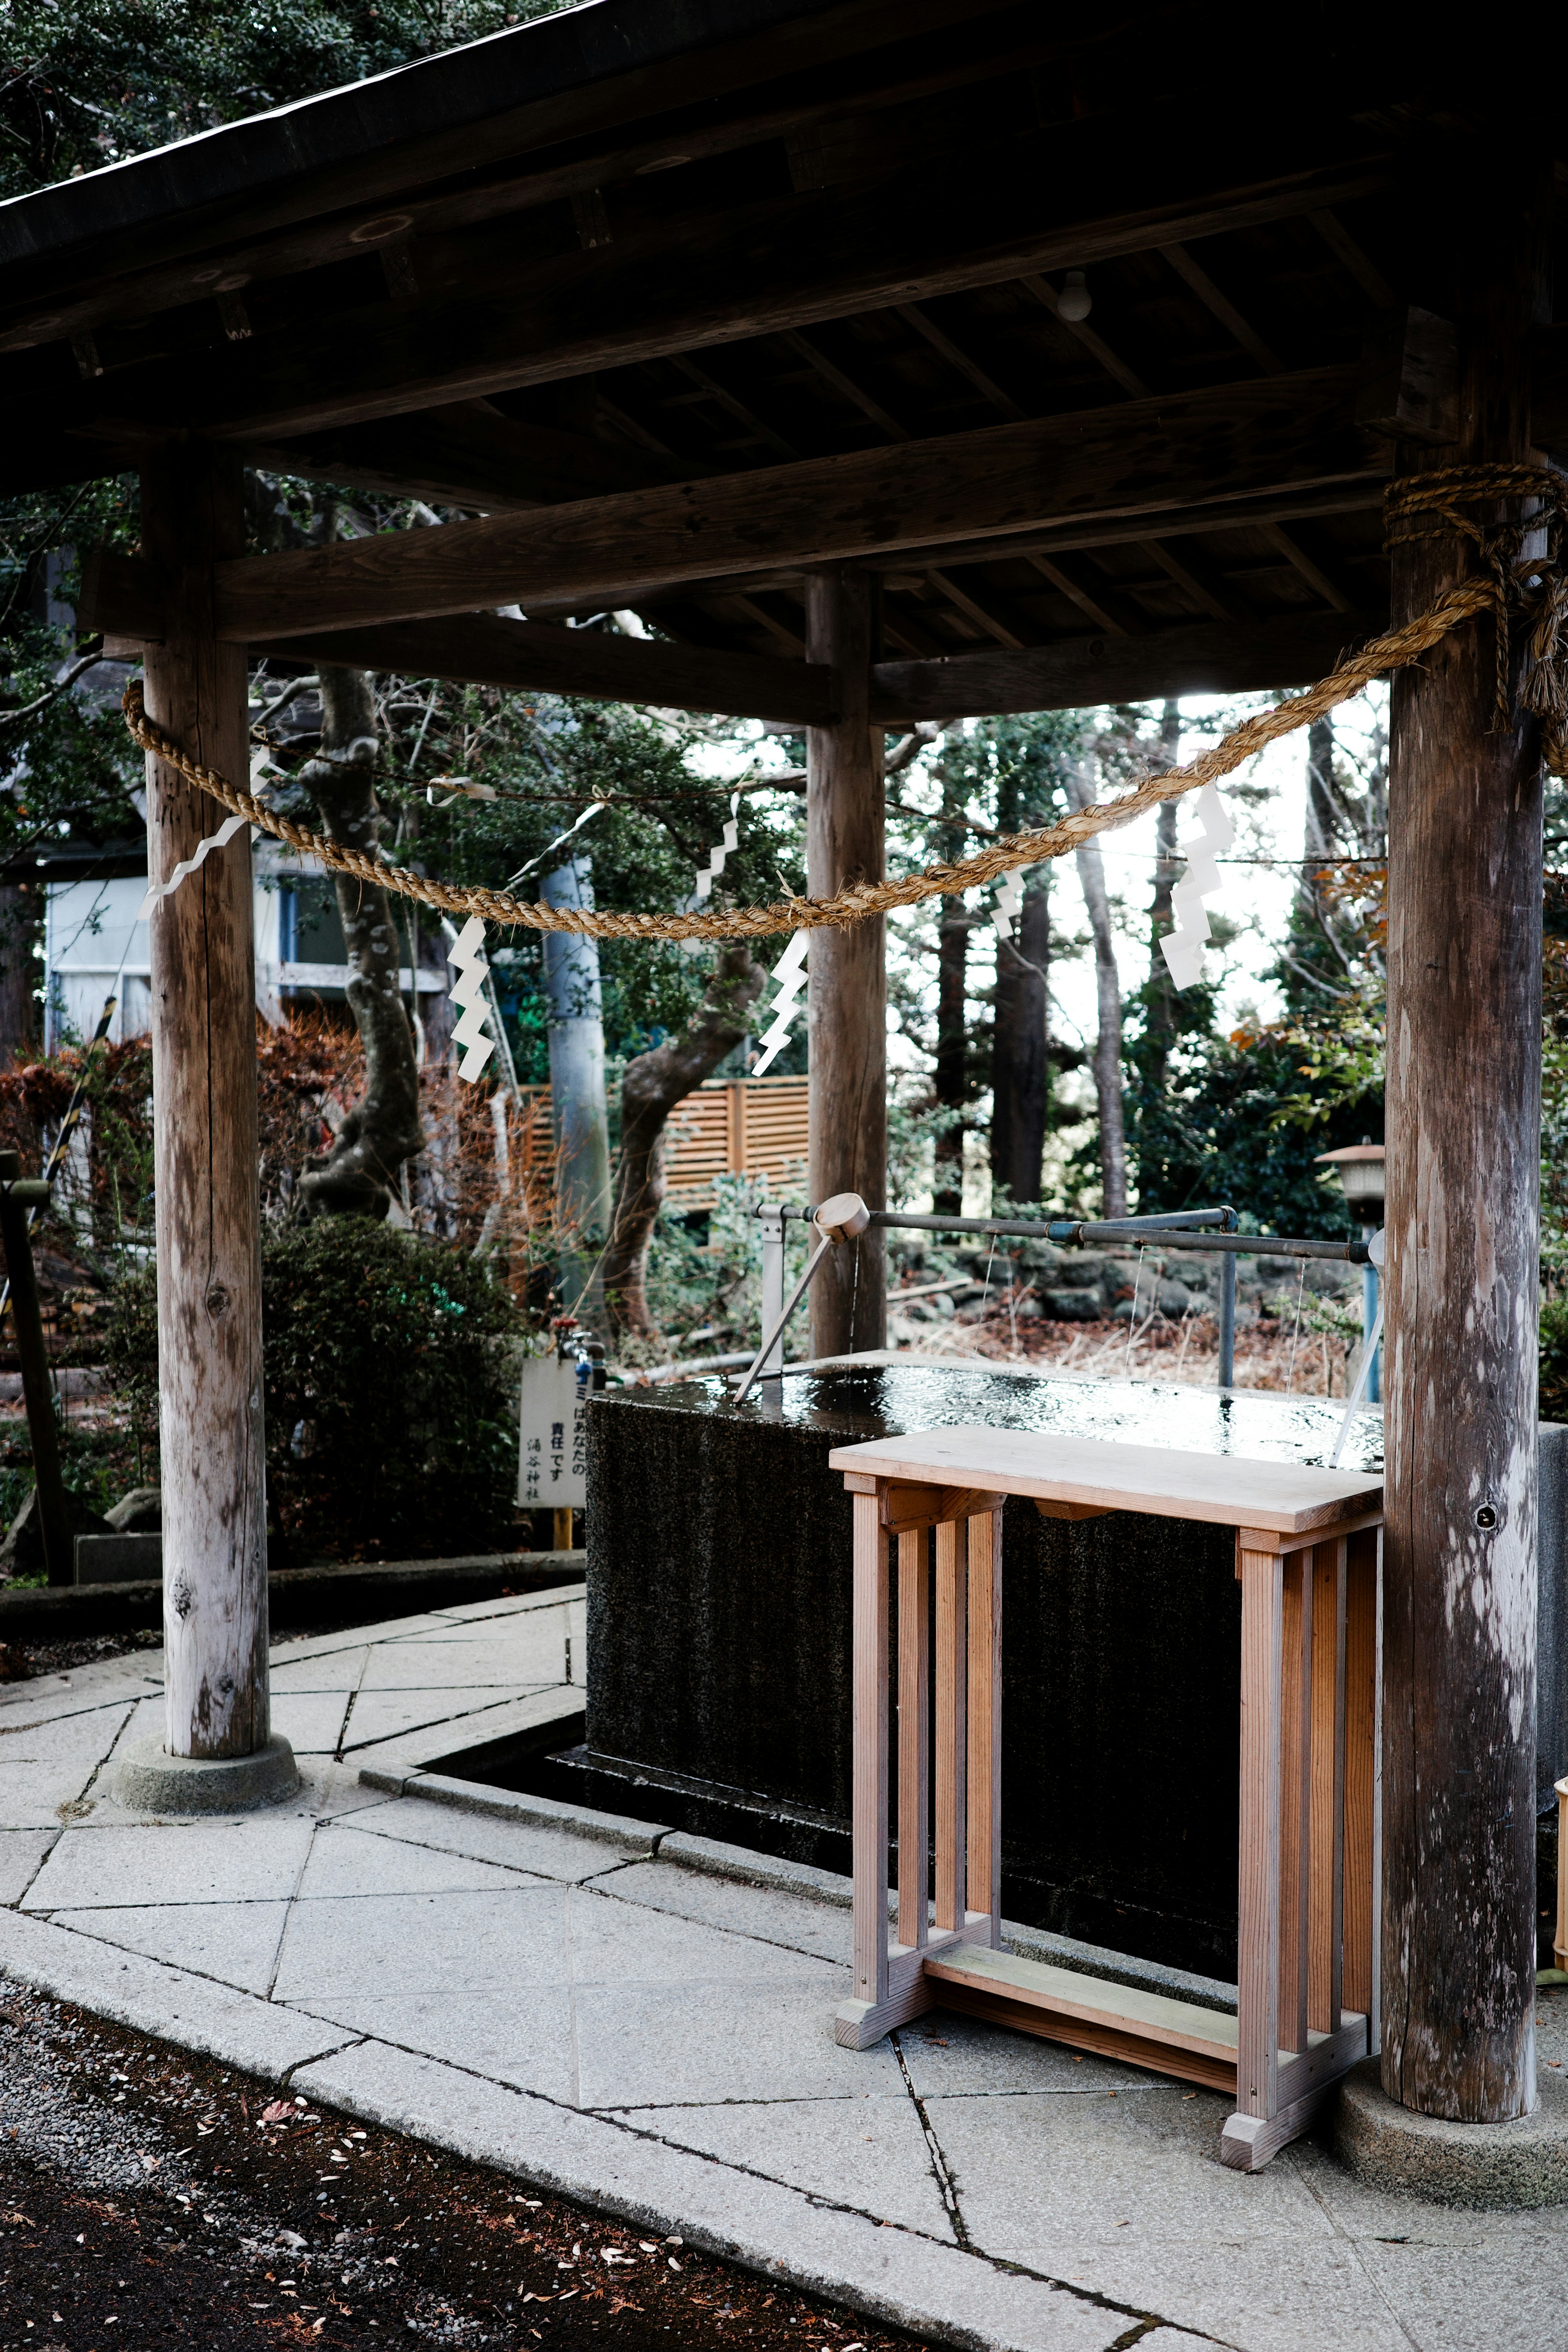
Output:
[806, 568, 886, 1356]
[1067, 763, 1127, 1218]
[989, 876, 1049, 1205]
[932, 877, 968, 1215]
[140, 441, 268, 1760]
[1145, 700, 1183, 1096]
[542, 854, 612, 1318]
[1381, 159, 1546, 2122]
[602, 942, 766, 1337]
[298, 666, 424, 1218]
[0, 884, 36, 1065]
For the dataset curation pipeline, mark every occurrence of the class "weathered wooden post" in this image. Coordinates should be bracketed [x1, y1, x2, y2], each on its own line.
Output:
[116, 441, 294, 1811]
[1381, 172, 1547, 2119]
[806, 568, 886, 1358]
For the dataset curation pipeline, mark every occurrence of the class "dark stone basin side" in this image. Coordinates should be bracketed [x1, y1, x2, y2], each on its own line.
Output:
[582, 1365, 1390, 1979]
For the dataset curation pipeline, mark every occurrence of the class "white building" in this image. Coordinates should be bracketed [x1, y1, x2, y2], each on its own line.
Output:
[43, 845, 447, 1050]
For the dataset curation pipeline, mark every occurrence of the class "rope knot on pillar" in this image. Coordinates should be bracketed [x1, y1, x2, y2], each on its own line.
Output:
[1384, 464, 1568, 773]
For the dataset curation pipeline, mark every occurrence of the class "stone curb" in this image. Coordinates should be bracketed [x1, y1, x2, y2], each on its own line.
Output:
[1333, 2058, 1568, 2207]
[364, 1767, 668, 1853]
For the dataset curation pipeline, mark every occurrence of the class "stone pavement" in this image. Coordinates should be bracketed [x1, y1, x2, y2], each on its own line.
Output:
[2, 1585, 1566, 2352]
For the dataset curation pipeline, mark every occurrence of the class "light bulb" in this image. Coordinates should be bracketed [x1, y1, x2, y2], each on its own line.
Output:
[1057, 268, 1092, 323]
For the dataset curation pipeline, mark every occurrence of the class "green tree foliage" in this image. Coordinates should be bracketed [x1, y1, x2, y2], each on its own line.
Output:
[106, 1220, 525, 1557]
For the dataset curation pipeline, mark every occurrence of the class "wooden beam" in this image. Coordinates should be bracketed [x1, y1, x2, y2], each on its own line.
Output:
[870, 610, 1385, 720]
[258, 616, 833, 722]
[203, 368, 1375, 641]
[6, 136, 1389, 468]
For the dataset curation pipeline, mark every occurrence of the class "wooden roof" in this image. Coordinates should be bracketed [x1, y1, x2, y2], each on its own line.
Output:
[2, 0, 1552, 708]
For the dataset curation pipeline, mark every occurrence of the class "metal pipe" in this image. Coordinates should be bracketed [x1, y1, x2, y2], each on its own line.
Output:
[872, 1209, 1230, 1242]
[1048, 1209, 1238, 1243]
[757, 1204, 786, 1381]
[732, 1234, 833, 1406]
[1219, 1252, 1236, 1389]
[869, 1209, 1369, 1264]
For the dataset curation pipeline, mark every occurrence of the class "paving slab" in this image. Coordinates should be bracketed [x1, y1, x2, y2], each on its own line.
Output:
[281, 1986, 579, 2102]
[928, 2079, 1328, 2247]
[52, 1896, 292, 1996]
[0, 1826, 56, 1903]
[624, 2091, 959, 2239]
[567, 1882, 840, 1987]
[358, 1633, 568, 1688]
[576, 1981, 901, 2109]
[22, 1815, 316, 1910]
[606, 1858, 855, 1964]
[338, 1684, 549, 1753]
[272, 1882, 571, 2000]
[898, 2011, 1153, 2098]
[267, 1690, 353, 1757]
[268, 1646, 372, 1693]
[0, 1700, 139, 1826]
[295, 1820, 550, 1899]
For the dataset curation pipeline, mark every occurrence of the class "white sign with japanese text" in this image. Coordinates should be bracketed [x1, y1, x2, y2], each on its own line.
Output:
[516, 1354, 589, 1510]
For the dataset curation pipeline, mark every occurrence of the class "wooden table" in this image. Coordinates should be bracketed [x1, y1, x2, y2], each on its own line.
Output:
[827, 1425, 1383, 2172]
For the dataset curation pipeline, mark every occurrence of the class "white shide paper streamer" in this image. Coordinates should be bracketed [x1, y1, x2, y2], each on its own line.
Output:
[448, 915, 498, 1082]
[750, 929, 808, 1077]
[138, 746, 271, 921]
[992, 871, 1024, 940]
[1158, 785, 1235, 990]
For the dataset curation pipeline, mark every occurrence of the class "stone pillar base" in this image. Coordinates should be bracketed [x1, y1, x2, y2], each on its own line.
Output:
[1333, 2059, 1568, 2207]
[114, 1731, 299, 1815]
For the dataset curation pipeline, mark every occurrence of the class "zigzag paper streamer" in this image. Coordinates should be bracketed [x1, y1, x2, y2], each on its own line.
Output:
[680, 790, 743, 955]
[138, 812, 252, 921]
[1158, 785, 1235, 990]
[138, 745, 276, 920]
[992, 870, 1024, 940]
[750, 929, 808, 1076]
[448, 914, 498, 1082]
[694, 792, 741, 901]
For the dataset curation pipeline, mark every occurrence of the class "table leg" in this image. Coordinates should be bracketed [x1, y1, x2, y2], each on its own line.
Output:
[933, 1517, 968, 1934]
[852, 1490, 889, 2009]
[1342, 1527, 1380, 2041]
[1309, 1537, 1348, 2038]
[1278, 1549, 1313, 2060]
[965, 1507, 1002, 1946]
[1235, 1542, 1284, 2122]
[898, 1527, 930, 1951]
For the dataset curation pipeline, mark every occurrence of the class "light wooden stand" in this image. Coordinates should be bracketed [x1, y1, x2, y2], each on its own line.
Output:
[828, 1427, 1383, 2172]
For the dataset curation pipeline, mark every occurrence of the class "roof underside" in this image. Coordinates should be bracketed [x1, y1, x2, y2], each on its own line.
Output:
[0, 0, 1556, 677]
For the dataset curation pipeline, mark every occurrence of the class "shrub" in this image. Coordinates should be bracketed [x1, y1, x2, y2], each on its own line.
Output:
[106, 1221, 525, 1559]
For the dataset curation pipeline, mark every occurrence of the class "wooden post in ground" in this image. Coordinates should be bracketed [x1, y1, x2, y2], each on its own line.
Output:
[806, 568, 885, 1358]
[1381, 166, 1548, 2120]
[140, 443, 270, 1762]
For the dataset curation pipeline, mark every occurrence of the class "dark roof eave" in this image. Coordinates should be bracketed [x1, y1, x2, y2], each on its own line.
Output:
[0, 0, 833, 290]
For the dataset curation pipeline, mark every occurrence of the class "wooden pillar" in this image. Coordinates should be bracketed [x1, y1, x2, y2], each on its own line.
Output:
[140, 443, 270, 1760]
[1381, 166, 1548, 2120]
[806, 568, 885, 1357]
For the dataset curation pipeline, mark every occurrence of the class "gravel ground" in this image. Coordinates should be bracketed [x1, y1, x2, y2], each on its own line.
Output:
[0, 1979, 924, 2352]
